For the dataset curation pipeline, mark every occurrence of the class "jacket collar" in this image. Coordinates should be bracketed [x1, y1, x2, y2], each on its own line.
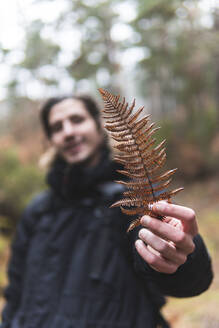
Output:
[46, 146, 122, 201]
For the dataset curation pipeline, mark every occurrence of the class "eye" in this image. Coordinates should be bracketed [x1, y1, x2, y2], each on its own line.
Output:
[50, 121, 63, 134]
[70, 115, 85, 124]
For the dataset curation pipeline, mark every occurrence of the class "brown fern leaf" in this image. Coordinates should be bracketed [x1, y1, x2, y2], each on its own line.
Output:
[98, 88, 183, 232]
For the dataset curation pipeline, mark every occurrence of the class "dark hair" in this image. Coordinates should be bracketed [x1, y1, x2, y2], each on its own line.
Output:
[40, 95, 102, 138]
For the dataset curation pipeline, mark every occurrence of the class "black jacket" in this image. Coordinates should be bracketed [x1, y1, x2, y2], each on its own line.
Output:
[1, 153, 213, 328]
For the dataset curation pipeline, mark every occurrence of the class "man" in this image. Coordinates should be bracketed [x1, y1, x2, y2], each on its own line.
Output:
[1, 95, 213, 327]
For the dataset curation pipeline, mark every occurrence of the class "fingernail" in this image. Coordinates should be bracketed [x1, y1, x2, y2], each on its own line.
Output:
[153, 203, 165, 212]
[141, 216, 151, 225]
[135, 239, 143, 249]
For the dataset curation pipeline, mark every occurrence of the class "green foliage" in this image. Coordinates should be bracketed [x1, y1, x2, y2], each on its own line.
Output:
[137, 0, 178, 20]
[1, 0, 218, 179]
[21, 20, 61, 70]
[185, 107, 218, 146]
[0, 148, 45, 234]
[4, 0, 124, 95]
[154, 107, 219, 179]
[132, 0, 218, 122]
[4, 0, 218, 112]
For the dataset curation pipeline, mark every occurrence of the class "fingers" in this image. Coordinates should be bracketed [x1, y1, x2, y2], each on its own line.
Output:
[135, 239, 181, 274]
[152, 202, 198, 236]
[138, 228, 187, 265]
[135, 203, 198, 273]
[140, 216, 195, 254]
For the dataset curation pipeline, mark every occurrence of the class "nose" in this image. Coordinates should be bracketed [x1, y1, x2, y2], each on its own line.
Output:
[63, 120, 75, 138]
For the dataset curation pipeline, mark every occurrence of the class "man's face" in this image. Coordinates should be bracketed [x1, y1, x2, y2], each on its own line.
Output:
[48, 98, 104, 166]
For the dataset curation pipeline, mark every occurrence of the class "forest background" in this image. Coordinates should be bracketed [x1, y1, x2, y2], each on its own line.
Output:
[0, 0, 219, 326]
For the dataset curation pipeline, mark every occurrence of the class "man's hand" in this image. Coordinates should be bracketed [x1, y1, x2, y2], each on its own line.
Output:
[135, 202, 198, 274]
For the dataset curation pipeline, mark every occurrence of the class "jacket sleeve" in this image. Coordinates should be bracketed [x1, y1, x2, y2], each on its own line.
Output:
[0, 201, 39, 328]
[131, 232, 213, 298]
